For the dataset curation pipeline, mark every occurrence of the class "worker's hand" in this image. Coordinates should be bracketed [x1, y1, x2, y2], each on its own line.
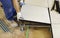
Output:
[17, 12, 23, 21]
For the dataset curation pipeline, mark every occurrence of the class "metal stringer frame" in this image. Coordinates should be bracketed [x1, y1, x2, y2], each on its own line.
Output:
[0, 20, 10, 32]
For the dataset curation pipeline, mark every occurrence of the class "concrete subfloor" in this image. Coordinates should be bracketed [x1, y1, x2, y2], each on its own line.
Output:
[0, 27, 52, 38]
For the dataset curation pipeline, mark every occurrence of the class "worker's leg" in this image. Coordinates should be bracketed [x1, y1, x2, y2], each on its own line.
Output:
[0, 0, 18, 27]
[0, 0, 16, 20]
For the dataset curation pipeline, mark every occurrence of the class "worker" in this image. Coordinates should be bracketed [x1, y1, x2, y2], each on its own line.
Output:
[0, 0, 23, 27]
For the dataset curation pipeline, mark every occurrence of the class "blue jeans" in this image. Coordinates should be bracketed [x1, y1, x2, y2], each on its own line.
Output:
[0, 0, 16, 20]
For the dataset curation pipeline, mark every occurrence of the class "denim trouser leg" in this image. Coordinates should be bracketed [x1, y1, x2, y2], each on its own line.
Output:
[0, 0, 16, 20]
